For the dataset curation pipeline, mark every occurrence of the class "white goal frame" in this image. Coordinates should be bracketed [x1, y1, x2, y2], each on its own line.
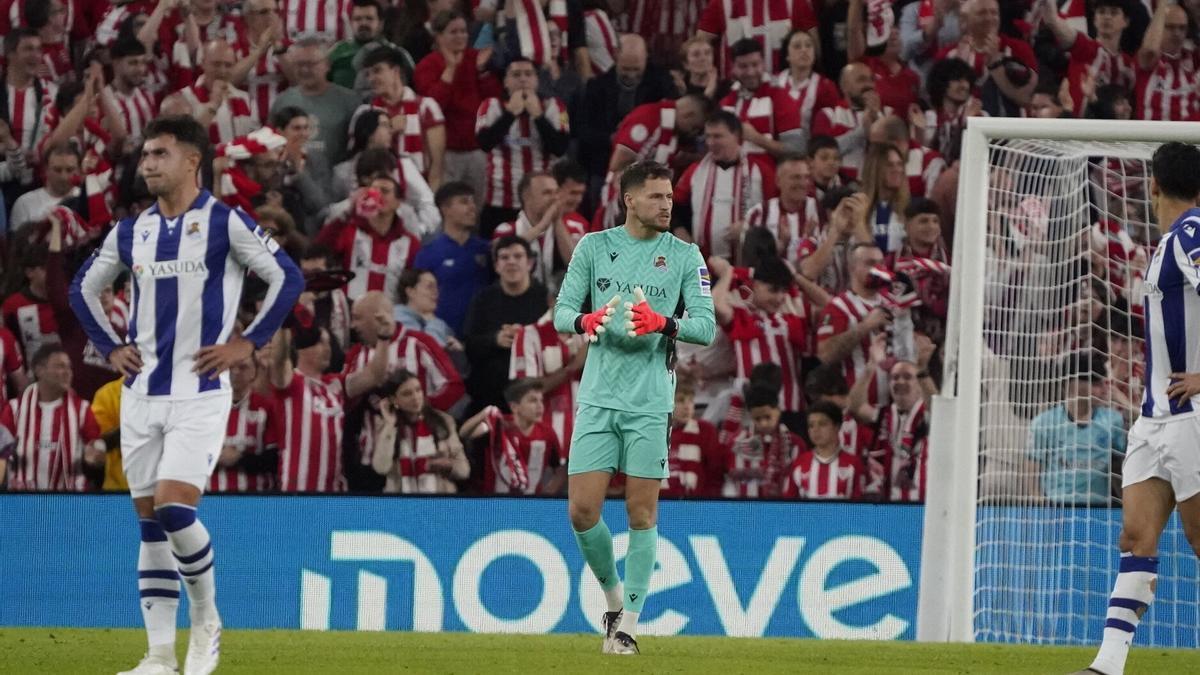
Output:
[916, 117, 1200, 643]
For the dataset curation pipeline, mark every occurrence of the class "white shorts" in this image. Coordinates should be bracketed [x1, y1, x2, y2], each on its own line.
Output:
[121, 388, 233, 498]
[1123, 414, 1200, 502]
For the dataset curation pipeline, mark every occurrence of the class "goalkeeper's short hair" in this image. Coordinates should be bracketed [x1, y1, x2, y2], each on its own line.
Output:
[620, 160, 672, 196]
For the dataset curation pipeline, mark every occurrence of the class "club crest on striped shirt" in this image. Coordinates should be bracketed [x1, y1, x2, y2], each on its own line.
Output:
[654, 255, 667, 270]
[186, 221, 202, 238]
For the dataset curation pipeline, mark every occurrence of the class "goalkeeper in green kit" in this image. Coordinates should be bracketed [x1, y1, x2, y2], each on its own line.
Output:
[554, 160, 716, 655]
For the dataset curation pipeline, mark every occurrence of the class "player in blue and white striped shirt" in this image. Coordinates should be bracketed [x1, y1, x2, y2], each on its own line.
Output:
[69, 116, 303, 675]
[1080, 143, 1200, 675]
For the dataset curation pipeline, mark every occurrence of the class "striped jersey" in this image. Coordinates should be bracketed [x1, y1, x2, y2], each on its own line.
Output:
[69, 190, 304, 399]
[1140, 208, 1200, 418]
[276, 372, 345, 492]
[475, 97, 569, 209]
[784, 449, 864, 499]
[0, 385, 101, 492]
[209, 392, 278, 493]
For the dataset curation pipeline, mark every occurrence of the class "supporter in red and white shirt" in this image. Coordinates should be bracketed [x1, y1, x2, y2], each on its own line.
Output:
[551, 159, 593, 237]
[887, 198, 951, 340]
[475, 57, 570, 235]
[746, 155, 820, 263]
[348, 285, 463, 475]
[2, 243, 59, 363]
[720, 38, 800, 159]
[806, 135, 844, 204]
[462, 379, 566, 496]
[848, 0, 921, 115]
[0, 345, 104, 491]
[775, 29, 839, 155]
[592, 93, 707, 231]
[492, 172, 585, 285]
[663, 378, 724, 497]
[711, 255, 810, 421]
[804, 362, 876, 458]
[344, 291, 465, 413]
[268, 305, 389, 493]
[0, 0, 79, 42]
[161, 39, 255, 145]
[1040, 0, 1135, 117]
[37, 68, 125, 228]
[784, 400, 865, 499]
[935, 0, 1038, 112]
[93, 0, 157, 48]
[2, 29, 58, 155]
[231, 0, 289, 125]
[797, 187, 874, 295]
[370, 367, 470, 493]
[363, 46, 446, 187]
[316, 174, 422, 303]
[105, 38, 157, 144]
[280, 0, 351, 43]
[1134, 3, 1200, 121]
[812, 62, 889, 180]
[722, 383, 801, 498]
[920, 57, 980, 163]
[510, 308, 586, 455]
[848, 336, 936, 502]
[673, 111, 775, 259]
[817, 243, 892, 404]
[27, 0, 75, 82]
[696, 0, 818, 76]
[210, 356, 279, 493]
[149, 0, 244, 86]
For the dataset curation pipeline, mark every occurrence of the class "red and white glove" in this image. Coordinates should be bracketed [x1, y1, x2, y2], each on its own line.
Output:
[579, 295, 620, 342]
[625, 286, 668, 337]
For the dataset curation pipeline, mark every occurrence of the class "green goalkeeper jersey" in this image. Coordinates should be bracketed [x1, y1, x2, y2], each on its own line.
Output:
[553, 226, 716, 414]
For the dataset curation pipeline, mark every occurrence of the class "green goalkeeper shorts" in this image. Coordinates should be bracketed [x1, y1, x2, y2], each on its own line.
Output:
[568, 403, 670, 480]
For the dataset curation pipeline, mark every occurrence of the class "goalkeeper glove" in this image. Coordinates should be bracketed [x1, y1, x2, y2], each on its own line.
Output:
[576, 294, 621, 342]
[625, 286, 677, 337]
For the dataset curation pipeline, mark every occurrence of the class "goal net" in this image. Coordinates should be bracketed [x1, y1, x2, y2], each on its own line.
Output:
[921, 119, 1200, 647]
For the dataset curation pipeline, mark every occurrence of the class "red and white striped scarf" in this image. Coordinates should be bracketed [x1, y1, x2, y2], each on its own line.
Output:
[487, 407, 530, 491]
[877, 398, 927, 502]
[693, 154, 750, 258]
[396, 417, 442, 493]
[584, 9, 618, 73]
[893, 252, 951, 279]
[510, 0, 569, 66]
[9, 385, 88, 492]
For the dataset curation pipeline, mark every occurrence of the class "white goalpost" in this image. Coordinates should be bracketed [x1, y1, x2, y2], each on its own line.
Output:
[918, 117, 1200, 646]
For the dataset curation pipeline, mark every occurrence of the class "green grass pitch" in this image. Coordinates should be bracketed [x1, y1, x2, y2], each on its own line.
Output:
[2, 629, 1199, 674]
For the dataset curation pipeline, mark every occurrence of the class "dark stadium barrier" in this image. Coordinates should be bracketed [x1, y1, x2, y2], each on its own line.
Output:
[0, 495, 922, 638]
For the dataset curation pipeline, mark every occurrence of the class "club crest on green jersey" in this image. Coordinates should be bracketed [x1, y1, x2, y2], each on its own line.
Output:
[654, 255, 667, 270]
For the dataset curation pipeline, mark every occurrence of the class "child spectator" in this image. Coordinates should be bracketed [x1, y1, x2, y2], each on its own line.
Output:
[785, 400, 865, 499]
[721, 383, 800, 498]
[663, 376, 724, 497]
[461, 378, 566, 495]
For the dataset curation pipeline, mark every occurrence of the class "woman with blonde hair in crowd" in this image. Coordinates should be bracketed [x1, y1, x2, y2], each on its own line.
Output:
[372, 369, 470, 494]
[860, 143, 910, 253]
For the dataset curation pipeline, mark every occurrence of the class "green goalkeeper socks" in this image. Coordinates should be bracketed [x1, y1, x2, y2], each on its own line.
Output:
[574, 519, 622, 600]
[623, 526, 657, 614]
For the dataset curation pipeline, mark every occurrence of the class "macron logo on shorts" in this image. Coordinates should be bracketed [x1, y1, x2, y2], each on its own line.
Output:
[698, 266, 711, 297]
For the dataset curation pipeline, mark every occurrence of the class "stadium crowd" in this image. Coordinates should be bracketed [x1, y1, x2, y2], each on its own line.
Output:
[0, 0, 1167, 503]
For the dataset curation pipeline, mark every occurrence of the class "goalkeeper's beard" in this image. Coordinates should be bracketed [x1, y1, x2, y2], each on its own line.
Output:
[631, 208, 672, 233]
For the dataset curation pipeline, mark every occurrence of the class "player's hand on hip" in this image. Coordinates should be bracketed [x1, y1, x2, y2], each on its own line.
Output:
[1167, 372, 1200, 404]
[625, 287, 667, 337]
[193, 336, 255, 380]
[108, 345, 143, 378]
[580, 295, 620, 342]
